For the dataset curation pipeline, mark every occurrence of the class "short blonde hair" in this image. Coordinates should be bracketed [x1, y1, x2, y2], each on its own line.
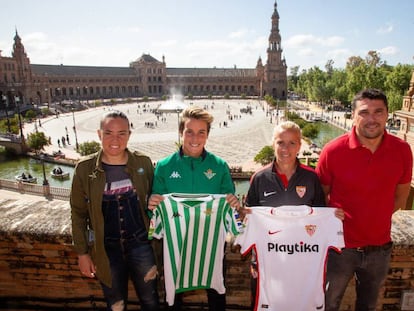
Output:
[272, 120, 301, 141]
[179, 106, 214, 134]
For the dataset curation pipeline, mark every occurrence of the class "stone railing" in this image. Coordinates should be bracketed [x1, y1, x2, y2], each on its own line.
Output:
[0, 178, 70, 201]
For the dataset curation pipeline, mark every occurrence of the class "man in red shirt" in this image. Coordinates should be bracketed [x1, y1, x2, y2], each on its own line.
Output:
[316, 88, 413, 311]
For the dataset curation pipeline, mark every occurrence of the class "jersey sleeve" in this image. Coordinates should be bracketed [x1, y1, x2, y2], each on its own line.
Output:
[316, 207, 344, 251]
[224, 204, 243, 236]
[148, 206, 164, 240]
[233, 210, 259, 255]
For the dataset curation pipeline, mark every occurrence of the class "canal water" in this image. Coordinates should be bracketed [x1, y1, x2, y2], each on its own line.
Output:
[311, 122, 345, 148]
[0, 122, 344, 195]
[0, 155, 75, 188]
[0, 155, 250, 196]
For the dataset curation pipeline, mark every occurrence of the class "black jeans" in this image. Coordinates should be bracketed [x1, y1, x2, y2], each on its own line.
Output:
[167, 289, 225, 311]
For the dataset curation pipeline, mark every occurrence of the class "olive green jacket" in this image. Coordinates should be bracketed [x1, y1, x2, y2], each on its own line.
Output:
[70, 149, 154, 287]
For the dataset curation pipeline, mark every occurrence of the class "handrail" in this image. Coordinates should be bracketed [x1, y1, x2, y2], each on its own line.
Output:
[0, 178, 70, 201]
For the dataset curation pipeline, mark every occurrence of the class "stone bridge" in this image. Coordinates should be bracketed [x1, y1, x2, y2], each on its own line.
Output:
[0, 133, 27, 154]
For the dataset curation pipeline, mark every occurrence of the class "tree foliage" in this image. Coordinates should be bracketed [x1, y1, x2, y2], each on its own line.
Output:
[0, 114, 19, 134]
[27, 131, 50, 154]
[289, 50, 413, 113]
[254, 145, 274, 166]
[78, 141, 101, 156]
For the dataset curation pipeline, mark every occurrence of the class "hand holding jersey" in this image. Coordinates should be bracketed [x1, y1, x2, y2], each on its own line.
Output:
[149, 193, 243, 306]
[235, 205, 344, 311]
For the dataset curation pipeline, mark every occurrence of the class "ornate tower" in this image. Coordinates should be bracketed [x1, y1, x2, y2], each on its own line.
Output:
[263, 1, 287, 99]
[12, 30, 32, 83]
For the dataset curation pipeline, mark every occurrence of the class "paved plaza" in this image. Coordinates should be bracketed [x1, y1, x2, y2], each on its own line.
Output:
[26, 99, 310, 171]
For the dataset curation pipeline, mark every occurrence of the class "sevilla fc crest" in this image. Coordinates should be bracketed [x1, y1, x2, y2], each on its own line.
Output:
[296, 186, 306, 198]
[305, 225, 316, 236]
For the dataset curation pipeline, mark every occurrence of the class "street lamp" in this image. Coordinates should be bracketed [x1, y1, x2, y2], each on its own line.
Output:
[71, 108, 79, 151]
[44, 88, 50, 109]
[14, 94, 24, 142]
[55, 88, 60, 118]
[276, 99, 280, 125]
[176, 108, 182, 144]
[40, 154, 49, 186]
[2, 95, 11, 132]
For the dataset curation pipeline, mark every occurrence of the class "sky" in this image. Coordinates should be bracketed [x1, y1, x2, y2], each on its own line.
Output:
[1, 0, 413, 73]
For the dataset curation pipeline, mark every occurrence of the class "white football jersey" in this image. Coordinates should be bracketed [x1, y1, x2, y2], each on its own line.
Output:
[235, 205, 344, 311]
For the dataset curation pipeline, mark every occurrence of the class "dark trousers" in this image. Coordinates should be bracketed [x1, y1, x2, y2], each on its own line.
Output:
[325, 245, 392, 311]
[167, 289, 225, 311]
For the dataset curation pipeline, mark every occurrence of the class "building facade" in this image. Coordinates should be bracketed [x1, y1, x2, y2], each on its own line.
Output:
[395, 68, 414, 194]
[0, 2, 287, 110]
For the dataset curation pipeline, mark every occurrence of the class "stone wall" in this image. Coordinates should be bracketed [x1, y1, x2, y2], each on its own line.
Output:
[0, 193, 413, 310]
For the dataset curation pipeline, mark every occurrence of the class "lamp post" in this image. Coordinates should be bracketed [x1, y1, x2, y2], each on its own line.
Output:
[40, 154, 49, 186]
[45, 88, 50, 109]
[176, 108, 182, 144]
[276, 99, 279, 125]
[14, 95, 24, 142]
[76, 87, 80, 106]
[71, 108, 79, 151]
[55, 88, 60, 118]
[2, 95, 11, 132]
[33, 102, 38, 133]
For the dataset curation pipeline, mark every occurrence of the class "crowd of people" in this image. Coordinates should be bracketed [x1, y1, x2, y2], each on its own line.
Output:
[70, 88, 412, 311]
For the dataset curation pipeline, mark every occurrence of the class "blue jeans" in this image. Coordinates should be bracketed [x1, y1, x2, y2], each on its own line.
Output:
[101, 239, 159, 311]
[325, 243, 392, 311]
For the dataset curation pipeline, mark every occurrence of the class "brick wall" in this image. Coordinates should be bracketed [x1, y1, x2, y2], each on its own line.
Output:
[0, 196, 413, 310]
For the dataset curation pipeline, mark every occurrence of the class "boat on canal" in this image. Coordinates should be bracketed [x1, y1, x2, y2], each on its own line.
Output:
[15, 173, 37, 183]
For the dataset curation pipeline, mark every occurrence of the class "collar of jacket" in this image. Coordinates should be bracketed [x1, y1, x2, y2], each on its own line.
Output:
[92, 148, 137, 173]
[179, 146, 207, 161]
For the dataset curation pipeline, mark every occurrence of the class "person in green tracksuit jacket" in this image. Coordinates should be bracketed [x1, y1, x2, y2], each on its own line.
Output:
[149, 105, 240, 311]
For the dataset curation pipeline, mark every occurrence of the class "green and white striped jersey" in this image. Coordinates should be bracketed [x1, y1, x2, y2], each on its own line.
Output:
[149, 193, 242, 306]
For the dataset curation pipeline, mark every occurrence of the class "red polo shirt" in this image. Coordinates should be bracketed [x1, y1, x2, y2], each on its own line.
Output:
[316, 127, 412, 248]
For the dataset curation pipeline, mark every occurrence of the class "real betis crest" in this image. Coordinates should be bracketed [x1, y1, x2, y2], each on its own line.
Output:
[204, 168, 216, 180]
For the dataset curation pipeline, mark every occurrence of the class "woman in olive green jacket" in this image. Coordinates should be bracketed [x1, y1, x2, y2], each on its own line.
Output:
[70, 111, 159, 311]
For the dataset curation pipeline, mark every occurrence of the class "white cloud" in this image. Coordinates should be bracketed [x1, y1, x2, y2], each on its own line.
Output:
[185, 39, 233, 51]
[326, 48, 352, 59]
[377, 23, 393, 35]
[325, 49, 353, 67]
[228, 29, 248, 39]
[322, 36, 345, 47]
[106, 26, 141, 34]
[152, 39, 178, 48]
[285, 34, 316, 48]
[297, 48, 315, 57]
[378, 46, 399, 56]
[127, 27, 141, 34]
[285, 34, 344, 49]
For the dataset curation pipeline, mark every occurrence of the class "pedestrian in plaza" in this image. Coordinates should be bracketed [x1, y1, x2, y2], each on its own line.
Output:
[243, 120, 327, 309]
[316, 88, 413, 311]
[70, 110, 160, 311]
[148, 106, 240, 311]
